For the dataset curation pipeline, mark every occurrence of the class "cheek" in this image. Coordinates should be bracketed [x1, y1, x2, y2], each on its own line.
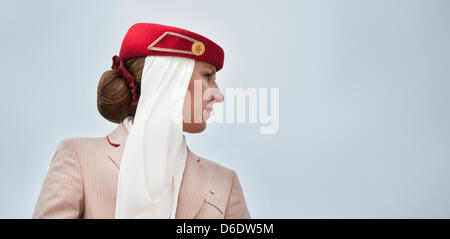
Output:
[201, 80, 210, 104]
[182, 78, 205, 123]
[181, 91, 191, 121]
[191, 79, 208, 110]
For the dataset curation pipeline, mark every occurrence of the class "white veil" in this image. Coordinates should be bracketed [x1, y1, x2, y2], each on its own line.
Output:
[115, 55, 195, 218]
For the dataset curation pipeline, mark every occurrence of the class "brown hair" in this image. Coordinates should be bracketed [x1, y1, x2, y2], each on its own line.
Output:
[97, 56, 146, 123]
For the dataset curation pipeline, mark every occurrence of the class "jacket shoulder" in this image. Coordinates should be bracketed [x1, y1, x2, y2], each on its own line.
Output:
[193, 155, 238, 192]
[197, 156, 236, 178]
[58, 135, 107, 145]
[54, 136, 109, 157]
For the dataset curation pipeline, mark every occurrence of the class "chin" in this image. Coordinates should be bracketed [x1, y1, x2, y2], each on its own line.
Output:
[183, 122, 207, 133]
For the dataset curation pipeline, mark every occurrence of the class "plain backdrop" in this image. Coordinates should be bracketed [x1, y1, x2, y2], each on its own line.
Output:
[0, 0, 449, 218]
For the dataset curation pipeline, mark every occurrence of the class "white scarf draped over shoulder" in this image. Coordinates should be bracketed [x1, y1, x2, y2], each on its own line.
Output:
[115, 55, 195, 218]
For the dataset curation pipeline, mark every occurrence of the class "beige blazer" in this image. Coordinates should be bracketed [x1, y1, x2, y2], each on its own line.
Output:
[32, 123, 250, 219]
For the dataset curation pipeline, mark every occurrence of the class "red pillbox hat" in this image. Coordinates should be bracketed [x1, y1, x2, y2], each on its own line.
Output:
[118, 23, 225, 71]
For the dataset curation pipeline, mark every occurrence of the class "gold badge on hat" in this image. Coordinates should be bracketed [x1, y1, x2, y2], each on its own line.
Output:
[191, 41, 205, 56]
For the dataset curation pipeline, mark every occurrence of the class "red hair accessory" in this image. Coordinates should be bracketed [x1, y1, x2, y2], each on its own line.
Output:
[111, 55, 138, 106]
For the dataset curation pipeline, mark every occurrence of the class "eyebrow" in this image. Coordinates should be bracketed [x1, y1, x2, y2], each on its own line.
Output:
[207, 66, 217, 74]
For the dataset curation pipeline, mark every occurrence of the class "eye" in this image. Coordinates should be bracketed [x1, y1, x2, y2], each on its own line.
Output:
[202, 73, 212, 81]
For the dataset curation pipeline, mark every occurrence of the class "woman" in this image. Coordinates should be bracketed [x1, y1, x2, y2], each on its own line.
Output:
[32, 23, 251, 219]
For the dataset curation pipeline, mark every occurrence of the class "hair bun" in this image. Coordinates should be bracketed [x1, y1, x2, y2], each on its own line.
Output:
[97, 57, 145, 123]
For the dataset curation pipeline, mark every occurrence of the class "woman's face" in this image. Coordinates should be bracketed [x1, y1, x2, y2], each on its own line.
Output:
[182, 60, 224, 133]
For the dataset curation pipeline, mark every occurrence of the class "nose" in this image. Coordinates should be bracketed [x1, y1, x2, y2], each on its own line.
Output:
[212, 89, 224, 103]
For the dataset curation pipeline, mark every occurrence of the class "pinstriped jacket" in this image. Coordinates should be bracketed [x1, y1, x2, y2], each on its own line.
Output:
[32, 123, 251, 219]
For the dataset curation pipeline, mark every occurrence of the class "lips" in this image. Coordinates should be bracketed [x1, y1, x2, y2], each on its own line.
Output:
[204, 101, 215, 114]
[204, 106, 213, 113]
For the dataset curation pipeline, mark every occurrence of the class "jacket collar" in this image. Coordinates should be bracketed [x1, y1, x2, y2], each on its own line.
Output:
[105, 123, 208, 218]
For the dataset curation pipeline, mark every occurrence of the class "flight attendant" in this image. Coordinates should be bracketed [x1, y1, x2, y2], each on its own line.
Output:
[32, 23, 251, 219]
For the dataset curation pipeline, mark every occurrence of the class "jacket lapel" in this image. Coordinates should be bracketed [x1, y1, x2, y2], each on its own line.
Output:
[105, 123, 208, 218]
[106, 123, 128, 169]
[175, 148, 209, 218]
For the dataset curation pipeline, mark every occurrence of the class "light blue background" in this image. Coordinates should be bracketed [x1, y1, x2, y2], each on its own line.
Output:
[1, 0, 449, 218]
